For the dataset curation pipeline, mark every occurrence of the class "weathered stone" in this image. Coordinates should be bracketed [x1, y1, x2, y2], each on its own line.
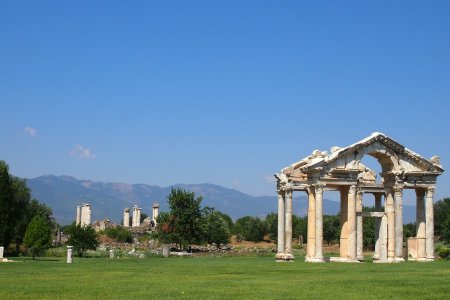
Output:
[67, 246, 73, 264]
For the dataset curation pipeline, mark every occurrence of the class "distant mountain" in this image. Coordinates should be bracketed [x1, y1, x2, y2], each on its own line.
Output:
[25, 175, 416, 226]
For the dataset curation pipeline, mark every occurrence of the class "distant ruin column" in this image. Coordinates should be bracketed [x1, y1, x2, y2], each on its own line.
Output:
[275, 190, 285, 260]
[132, 206, 137, 227]
[415, 189, 426, 260]
[123, 208, 130, 227]
[84, 204, 92, 226]
[137, 208, 141, 226]
[314, 184, 324, 261]
[373, 193, 383, 260]
[306, 186, 316, 260]
[284, 189, 294, 260]
[152, 203, 160, 224]
[67, 246, 73, 264]
[347, 185, 357, 260]
[425, 186, 435, 260]
[385, 188, 395, 261]
[394, 186, 404, 261]
[339, 187, 349, 259]
[356, 190, 364, 261]
[76, 206, 81, 226]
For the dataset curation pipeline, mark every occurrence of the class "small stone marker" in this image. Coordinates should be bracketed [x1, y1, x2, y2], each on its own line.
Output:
[67, 246, 73, 264]
[109, 249, 114, 259]
[0, 246, 4, 259]
[162, 245, 169, 258]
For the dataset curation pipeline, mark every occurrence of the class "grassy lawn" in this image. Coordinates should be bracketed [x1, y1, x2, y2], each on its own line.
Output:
[0, 255, 449, 299]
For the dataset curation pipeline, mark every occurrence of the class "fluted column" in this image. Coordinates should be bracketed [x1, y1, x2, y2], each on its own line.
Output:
[356, 190, 364, 261]
[426, 186, 435, 260]
[284, 189, 294, 260]
[385, 188, 395, 261]
[306, 186, 316, 260]
[373, 193, 383, 260]
[76, 206, 81, 226]
[276, 190, 285, 259]
[347, 185, 357, 260]
[394, 187, 404, 261]
[339, 187, 349, 259]
[415, 189, 426, 260]
[123, 208, 130, 227]
[314, 184, 324, 261]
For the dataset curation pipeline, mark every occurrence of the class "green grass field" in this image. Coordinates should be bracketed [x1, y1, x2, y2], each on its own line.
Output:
[0, 255, 449, 299]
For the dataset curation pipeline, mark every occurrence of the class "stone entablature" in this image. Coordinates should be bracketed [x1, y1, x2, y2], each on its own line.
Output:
[275, 132, 444, 263]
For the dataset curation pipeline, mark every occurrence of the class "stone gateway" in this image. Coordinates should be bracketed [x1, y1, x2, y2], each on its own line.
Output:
[275, 133, 443, 263]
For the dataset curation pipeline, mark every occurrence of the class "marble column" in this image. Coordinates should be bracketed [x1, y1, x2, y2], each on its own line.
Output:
[415, 189, 426, 260]
[276, 190, 285, 259]
[379, 214, 388, 262]
[132, 206, 137, 227]
[314, 184, 324, 261]
[306, 186, 316, 260]
[339, 187, 349, 259]
[152, 203, 160, 224]
[0, 246, 4, 259]
[85, 204, 91, 226]
[373, 193, 383, 260]
[67, 246, 73, 264]
[76, 206, 81, 226]
[426, 186, 435, 260]
[356, 190, 364, 261]
[347, 185, 357, 260]
[284, 189, 294, 260]
[394, 186, 404, 261]
[123, 208, 130, 227]
[137, 208, 142, 226]
[385, 188, 395, 261]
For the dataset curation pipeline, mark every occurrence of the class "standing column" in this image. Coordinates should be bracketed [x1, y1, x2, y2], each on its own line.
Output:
[85, 204, 91, 226]
[425, 186, 435, 260]
[356, 190, 364, 261]
[373, 193, 383, 260]
[132, 206, 137, 227]
[314, 184, 324, 261]
[76, 206, 81, 226]
[275, 190, 285, 260]
[137, 208, 142, 226]
[385, 188, 395, 261]
[306, 186, 316, 261]
[415, 189, 426, 260]
[284, 189, 294, 260]
[379, 214, 388, 263]
[123, 208, 130, 227]
[67, 246, 73, 264]
[394, 187, 404, 261]
[347, 185, 357, 260]
[339, 187, 349, 259]
[152, 203, 160, 224]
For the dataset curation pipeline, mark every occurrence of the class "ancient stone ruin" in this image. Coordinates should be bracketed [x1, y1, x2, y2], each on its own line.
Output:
[76, 203, 91, 226]
[275, 132, 444, 263]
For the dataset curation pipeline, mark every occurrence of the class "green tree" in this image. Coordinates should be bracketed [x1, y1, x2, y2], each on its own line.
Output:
[362, 206, 376, 249]
[233, 216, 266, 242]
[23, 215, 52, 259]
[66, 223, 98, 257]
[0, 161, 15, 248]
[265, 213, 278, 241]
[435, 198, 450, 242]
[323, 214, 340, 245]
[204, 211, 231, 247]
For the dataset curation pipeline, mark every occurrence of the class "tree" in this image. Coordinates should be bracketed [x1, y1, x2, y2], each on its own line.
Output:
[323, 215, 340, 245]
[435, 198, 450, 242]
[66, 223, 98, 257]
[24, 215, 52, 259]
[204, 211, 231, 247]
[233, 216, 266, 242]
[105, 226, 133, 243]
[265, 213, 278, 241]
[0, 161, 15, 248]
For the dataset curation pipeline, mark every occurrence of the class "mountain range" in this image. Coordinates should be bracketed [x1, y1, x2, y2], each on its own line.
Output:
[25, 175, 417, 226]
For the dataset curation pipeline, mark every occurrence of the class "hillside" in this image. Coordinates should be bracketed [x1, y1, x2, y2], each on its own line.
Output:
[26, 175, 415, 225]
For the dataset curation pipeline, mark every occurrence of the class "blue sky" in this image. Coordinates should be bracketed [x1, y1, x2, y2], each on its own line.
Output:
[1, 1, 449, 202]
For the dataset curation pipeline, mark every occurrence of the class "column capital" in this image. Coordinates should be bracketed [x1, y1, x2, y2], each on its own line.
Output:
[415, 188, 426, 198]
[393, 186, 403, 197]
[349, 185, 357, 194]
[285, 189, 293, 198]
[427, 186, 436, 195]
[314, 183, 324, 194]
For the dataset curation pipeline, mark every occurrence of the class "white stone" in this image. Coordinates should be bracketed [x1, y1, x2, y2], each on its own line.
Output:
[0, 246, 4, 259]
[67, 246, 73, 264]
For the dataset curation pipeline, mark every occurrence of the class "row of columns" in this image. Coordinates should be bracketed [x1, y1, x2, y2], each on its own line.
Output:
[123, 203, 160, 227]
[276, 184, 436, 263]
[76, 203, 91, 227]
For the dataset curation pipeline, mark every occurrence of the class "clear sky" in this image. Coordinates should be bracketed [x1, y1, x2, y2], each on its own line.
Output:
[1, 1, 449, 202]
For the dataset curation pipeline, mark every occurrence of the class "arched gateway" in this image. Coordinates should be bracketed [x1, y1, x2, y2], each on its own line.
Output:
[275, 133, 444, 263]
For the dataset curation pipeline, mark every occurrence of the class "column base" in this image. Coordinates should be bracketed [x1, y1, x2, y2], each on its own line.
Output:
[372, 255, 380, 260]
[305, 257, 325, 263]
[415, 257, 429, 262]
[373, 259, 389, 263]
[387, 257, 405, 263]
[330, 257, 359, 263]
[275, 253, 294, 262]
[394, 257, 405, 262]
[357, 256, 365, 262]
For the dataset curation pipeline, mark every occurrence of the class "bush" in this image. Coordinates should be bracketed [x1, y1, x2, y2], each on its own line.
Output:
[105, 226, 133, 243]
[437, 247, 450, 259]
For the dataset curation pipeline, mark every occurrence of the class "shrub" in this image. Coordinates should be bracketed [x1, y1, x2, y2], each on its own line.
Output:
[105, 226, 133, 243]
[437, 247, 450, 260]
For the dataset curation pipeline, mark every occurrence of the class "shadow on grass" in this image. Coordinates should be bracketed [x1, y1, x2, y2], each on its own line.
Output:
[17, 257, 62, 262]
